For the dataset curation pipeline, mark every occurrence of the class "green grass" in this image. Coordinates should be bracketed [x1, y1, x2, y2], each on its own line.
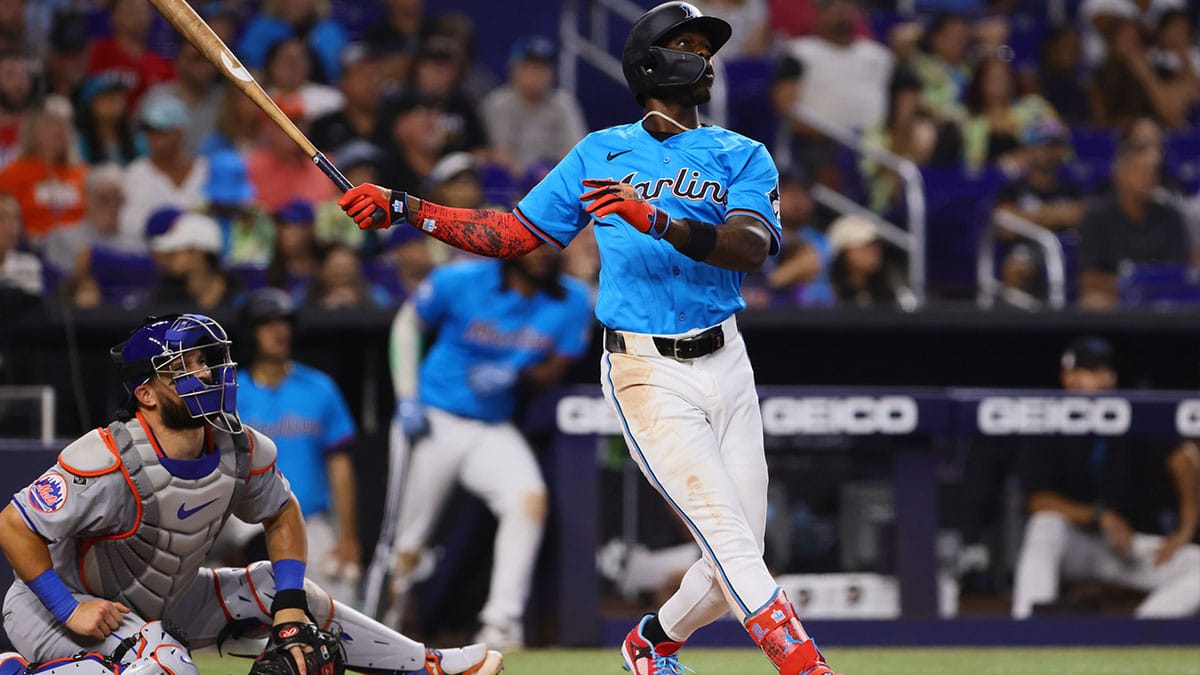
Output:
[192, 646, 1200, 675]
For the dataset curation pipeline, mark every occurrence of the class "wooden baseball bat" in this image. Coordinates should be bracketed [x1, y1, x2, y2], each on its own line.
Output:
[146, 0, 385, 226]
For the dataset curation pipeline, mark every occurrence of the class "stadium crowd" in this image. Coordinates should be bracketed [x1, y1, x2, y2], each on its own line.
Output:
[0, 0, 1198, 312]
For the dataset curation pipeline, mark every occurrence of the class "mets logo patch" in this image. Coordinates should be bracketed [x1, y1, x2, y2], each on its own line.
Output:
[29, 472, 68, 513]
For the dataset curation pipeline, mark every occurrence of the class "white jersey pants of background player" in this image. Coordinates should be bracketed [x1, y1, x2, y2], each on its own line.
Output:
[601, 316, 780, 638]
[1, 561, 471, 674]
[1012, 510, 1200, 618]
[390, 406, 547, 645]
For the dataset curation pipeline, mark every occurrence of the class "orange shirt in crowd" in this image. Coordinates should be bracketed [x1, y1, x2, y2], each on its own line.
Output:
[87, 38, 175, 109]
[0, 158, 87, 240]
[246, 150, 338, 214]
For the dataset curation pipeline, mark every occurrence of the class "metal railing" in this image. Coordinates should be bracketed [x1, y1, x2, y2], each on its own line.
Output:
[0, 386, 56, 445]
[976, 209, 1068, 310]
[559, 0, 727, 126]
[786, 108, 927, 305]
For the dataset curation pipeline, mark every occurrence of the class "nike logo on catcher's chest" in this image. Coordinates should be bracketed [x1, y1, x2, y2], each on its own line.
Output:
[177, 498, 220, 519]
[607, 149, 632, 161]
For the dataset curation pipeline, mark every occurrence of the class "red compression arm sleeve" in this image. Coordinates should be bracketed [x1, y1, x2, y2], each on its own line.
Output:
[409, 200, 542, 259]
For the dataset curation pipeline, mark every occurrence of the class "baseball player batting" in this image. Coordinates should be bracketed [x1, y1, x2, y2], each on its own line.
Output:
[0, 314, 502, 675]
[339, 3, 843, 673]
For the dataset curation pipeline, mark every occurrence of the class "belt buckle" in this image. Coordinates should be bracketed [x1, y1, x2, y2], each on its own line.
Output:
[672, 334, 701, 360]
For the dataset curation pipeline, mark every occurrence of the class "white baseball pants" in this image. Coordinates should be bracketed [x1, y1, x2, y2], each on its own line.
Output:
[1012, 510, 1200, 618]
[394, 407, 547, 631]
[600, 316, 776, 641]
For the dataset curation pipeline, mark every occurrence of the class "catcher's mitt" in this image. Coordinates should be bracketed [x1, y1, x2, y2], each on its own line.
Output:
[248, 623, 345, 675]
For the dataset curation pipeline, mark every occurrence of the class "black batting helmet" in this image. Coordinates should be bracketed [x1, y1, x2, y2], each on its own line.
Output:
[622, 1, 732, 104]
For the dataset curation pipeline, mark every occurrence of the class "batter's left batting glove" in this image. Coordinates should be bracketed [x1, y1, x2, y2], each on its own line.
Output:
[338, 184, 410, 231]
[580, 179, 670, 239]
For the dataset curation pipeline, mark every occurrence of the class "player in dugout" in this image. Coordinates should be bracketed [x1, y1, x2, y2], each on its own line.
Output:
[0, 314, 503, 675]
[339, 2, 844, 674]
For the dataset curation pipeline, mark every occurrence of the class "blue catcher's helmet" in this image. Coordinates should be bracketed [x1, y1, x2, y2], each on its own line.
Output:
[111, 314, 242, 434]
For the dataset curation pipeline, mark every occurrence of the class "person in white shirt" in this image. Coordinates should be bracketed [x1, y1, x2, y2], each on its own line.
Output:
[784, 0, 894, 135]
[119, 95, 208, 239]
[1079, 0, 1185, 67]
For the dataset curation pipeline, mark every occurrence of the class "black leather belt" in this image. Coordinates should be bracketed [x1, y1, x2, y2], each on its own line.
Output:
[604, 324, 726, 360]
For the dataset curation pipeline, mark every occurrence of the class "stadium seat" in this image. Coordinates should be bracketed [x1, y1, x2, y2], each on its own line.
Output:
[1164, 128, 1200, 195]
[227, 263, 268, 291]
[1117, 263, 1200, 308]
[922, 165, 1007, 298]
[89, 246, 156, 308]
[1067, 126, 1117, 191]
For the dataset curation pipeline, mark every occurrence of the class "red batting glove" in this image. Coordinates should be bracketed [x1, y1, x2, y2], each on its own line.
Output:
[580, 179, 670, 239]
[338, 184, 409, 230]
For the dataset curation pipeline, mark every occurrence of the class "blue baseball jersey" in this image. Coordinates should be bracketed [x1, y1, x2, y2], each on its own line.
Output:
[236, 362, 357, 517]
[415, 260, 593, 423]
[514, 122, 782, 334]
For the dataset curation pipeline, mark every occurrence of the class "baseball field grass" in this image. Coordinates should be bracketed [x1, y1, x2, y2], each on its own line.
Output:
[192, 646, 1200, 674]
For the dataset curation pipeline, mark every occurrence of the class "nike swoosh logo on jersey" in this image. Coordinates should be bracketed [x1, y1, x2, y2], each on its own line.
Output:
[177, 498, 220, 520]
[606, 149, 632, 161]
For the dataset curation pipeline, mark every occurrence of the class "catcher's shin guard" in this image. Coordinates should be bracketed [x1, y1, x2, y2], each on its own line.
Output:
[118, 621, 199, 675]
[744, 590, 842, 675]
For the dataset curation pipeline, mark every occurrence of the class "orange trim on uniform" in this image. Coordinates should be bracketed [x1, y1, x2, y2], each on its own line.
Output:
[248, 431, 275, 476]
[78, 426, 143, 594]
[513, 207, 566, 251]
[320, 590, 335, 630]
[212, 569, 233, 623]
[244, 564, 272, 618]
[135, 412, 166, 458]
[57, 429, 121, 476]
[152, 647, 178, 675]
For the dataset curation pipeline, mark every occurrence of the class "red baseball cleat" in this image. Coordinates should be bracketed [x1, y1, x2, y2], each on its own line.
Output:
[621, 615, 690, 675]
[745, 590, 844, 675]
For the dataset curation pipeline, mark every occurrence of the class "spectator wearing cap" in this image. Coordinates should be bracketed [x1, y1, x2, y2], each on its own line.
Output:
[310, 43, 386, 153]
[146, 206, 237, 310]
[995, 120, 1085, 233]
[43, 10, 90, 99]
[827, 213, 915, 309]
[404, 35, 490, 155]
[425, 151, 484, 209]
[0, 96, 87, 245]
[375, 90, 443, 192]
[383, 221, 434, 304]
[75, 70, 144, 166]
[1077, 141, 1189, 309]
[0, 191, 41, 297]
[203, 150, 274, 265]
[245, 98, 337, 214]
[87, 0, 174, 109]
[264, 36, 344, 123]
[237, 0, 348, 85]
[266, 199, 322, 300]
[42, 163, 144, 277]
[481, 36, 587, 178]
[316, 140, 385, 248]
[1012, 336, 1200, 619]
[142, 41, 222, 155]
[961, 55, 1061, 174]
[0, 51, 35, 169]
[302, 242, 392, 310]
[423, 13, 500, 104]
[119, 94, 209, 239]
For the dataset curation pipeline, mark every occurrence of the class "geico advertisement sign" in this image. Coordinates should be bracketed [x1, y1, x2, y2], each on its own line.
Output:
[1175, 400, 1200, 436]
[760, 396, 919, 435]
[976, 397, 1130, 435]
[556, 396, 622, 435]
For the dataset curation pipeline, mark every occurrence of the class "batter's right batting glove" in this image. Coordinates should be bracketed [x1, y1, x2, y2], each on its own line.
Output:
[580, 179, 670, 239]
[339, 184, 410, 230]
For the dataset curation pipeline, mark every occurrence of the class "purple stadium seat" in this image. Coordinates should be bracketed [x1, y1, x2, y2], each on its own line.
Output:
[1067, 126, 1117, 191]
[1118, 264, 1200, 307]
[88, 246, 156, 307]
[1164, 129, 1200, 195]
[227, 263, 268, 291]
[478, 162, 517, 208]
[921, 165, 1007, 298]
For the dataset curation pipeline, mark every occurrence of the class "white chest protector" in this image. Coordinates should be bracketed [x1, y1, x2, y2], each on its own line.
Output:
[76, 418, 251, 619]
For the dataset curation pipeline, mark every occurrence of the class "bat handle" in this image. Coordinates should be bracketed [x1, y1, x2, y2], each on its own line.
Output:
[314, 152, 387, 228]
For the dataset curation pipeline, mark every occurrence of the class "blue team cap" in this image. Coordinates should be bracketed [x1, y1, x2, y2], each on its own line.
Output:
[509, 35, 556, 64]
[204, 150, 255, 206]
[273, 199, 315, 225]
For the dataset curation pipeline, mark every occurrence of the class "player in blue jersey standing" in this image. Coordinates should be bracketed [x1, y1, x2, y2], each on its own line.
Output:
[231, 288, 363, 603]
[373, 245, 592, 650]
[339, 2, 845, 673]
